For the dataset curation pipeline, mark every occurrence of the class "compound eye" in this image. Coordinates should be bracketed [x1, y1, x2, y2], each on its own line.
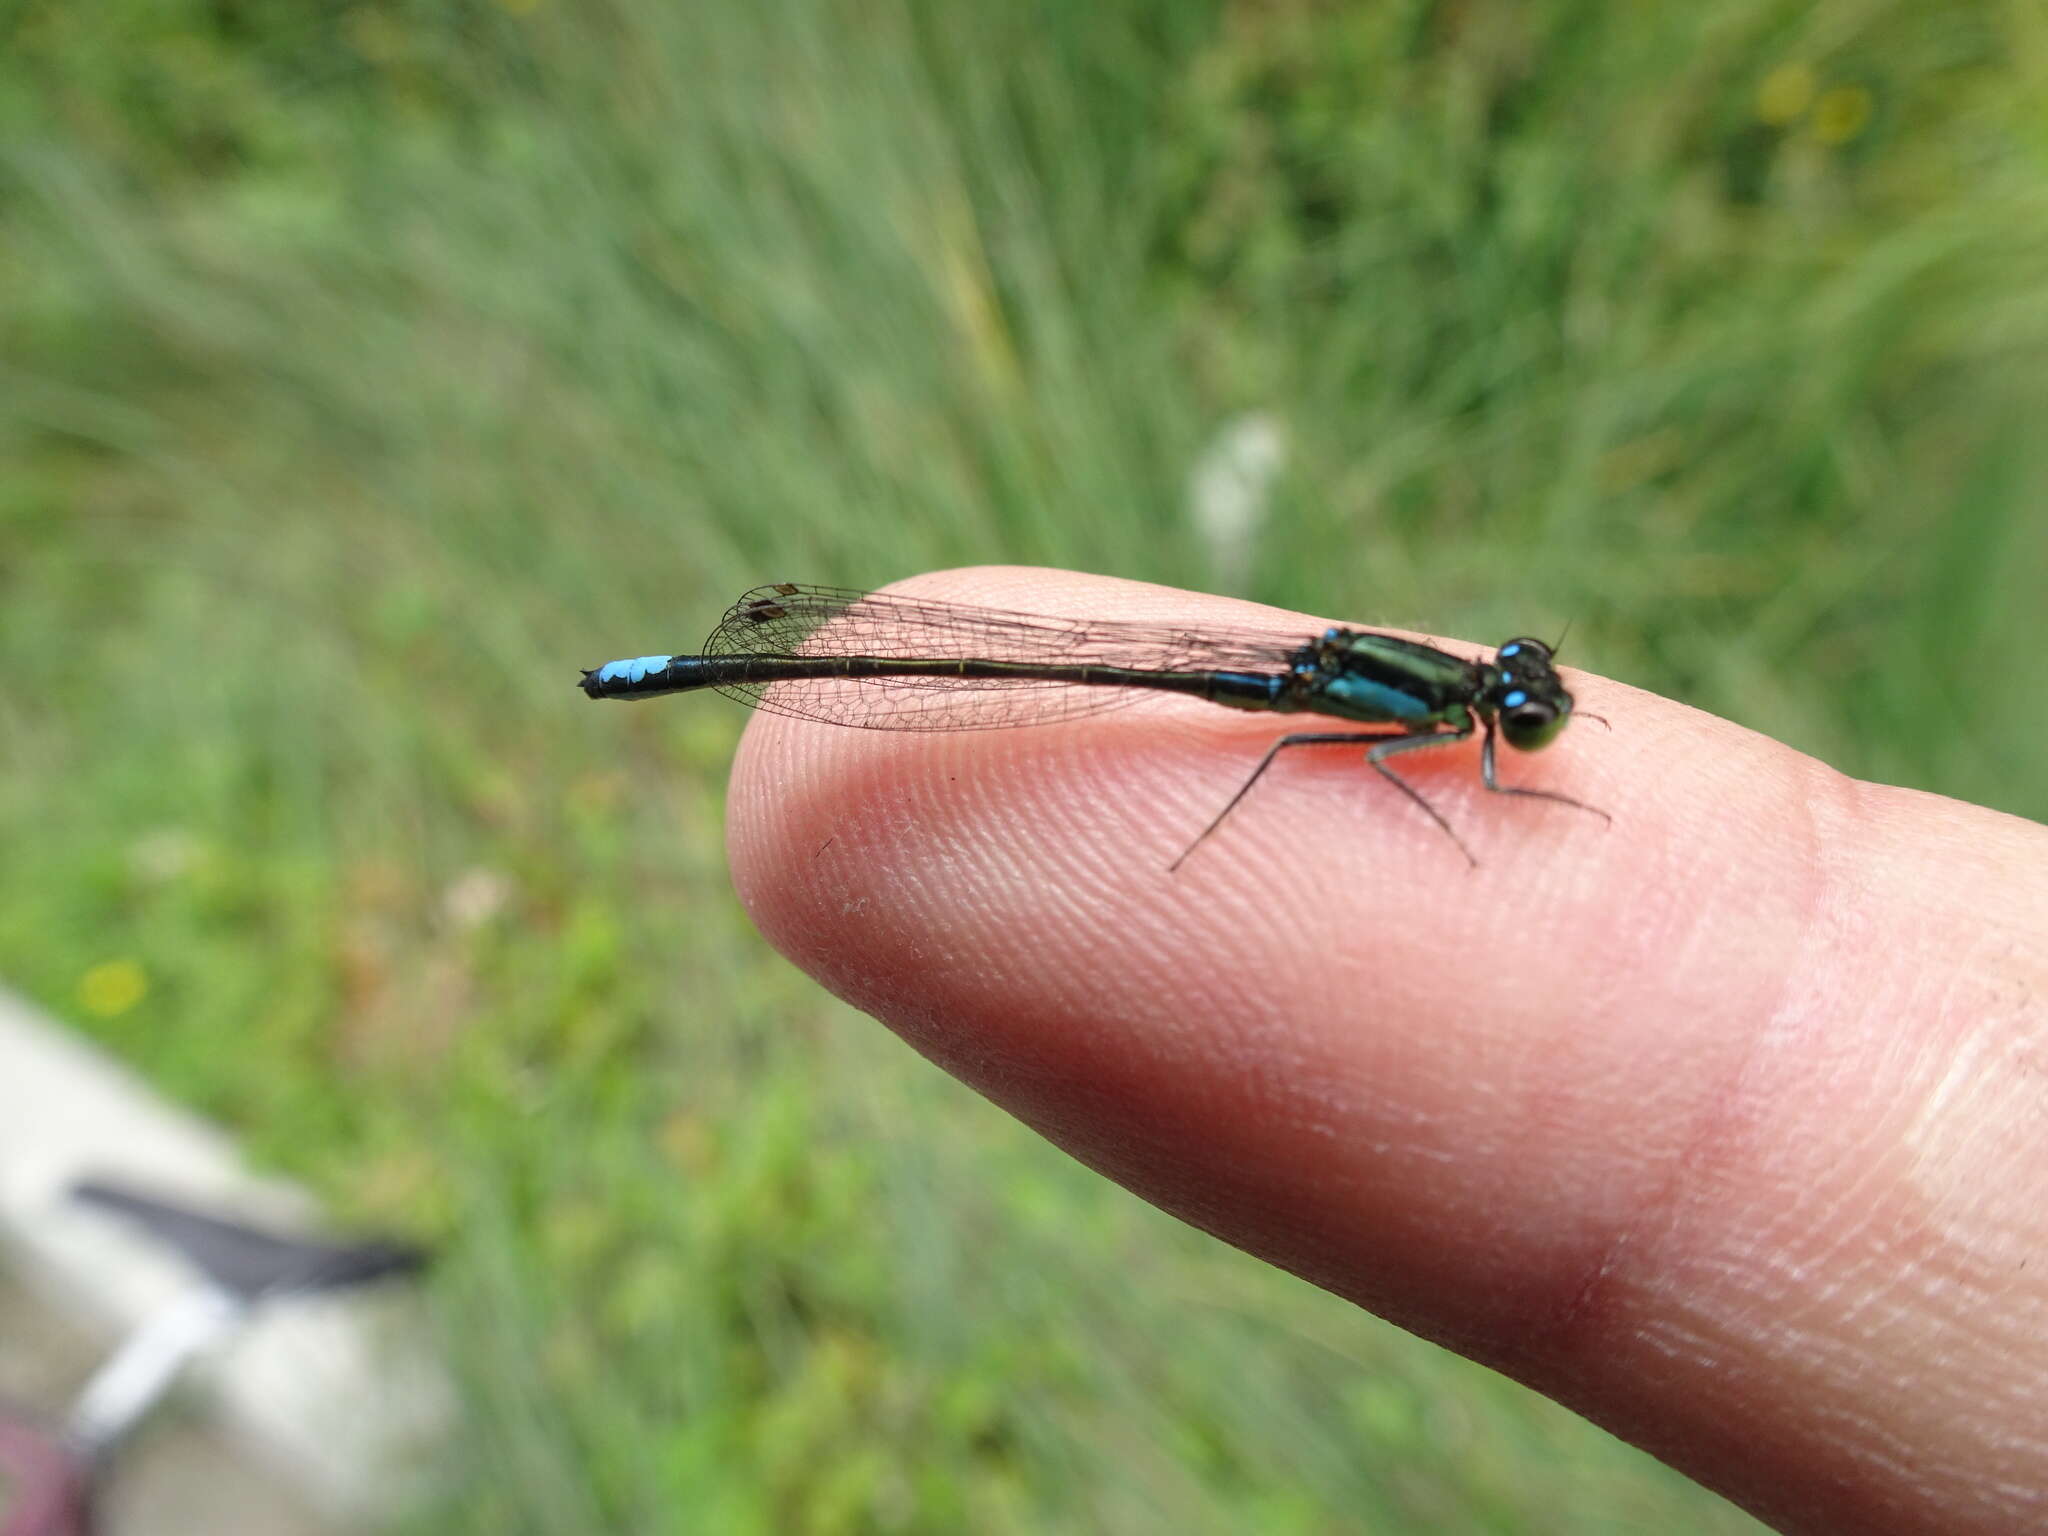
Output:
[1503, 700, 1565, 751]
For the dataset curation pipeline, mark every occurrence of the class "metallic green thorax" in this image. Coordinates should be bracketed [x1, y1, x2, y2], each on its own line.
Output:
[1261, 628, 1575, 754]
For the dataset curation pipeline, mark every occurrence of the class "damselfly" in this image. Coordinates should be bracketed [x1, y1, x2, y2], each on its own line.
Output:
[581, 583, 1608, 867]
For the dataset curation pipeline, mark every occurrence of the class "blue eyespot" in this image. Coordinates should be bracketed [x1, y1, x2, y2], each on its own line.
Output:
[1500, 642, 1522, 658]
[1502, 689, 1528, 709]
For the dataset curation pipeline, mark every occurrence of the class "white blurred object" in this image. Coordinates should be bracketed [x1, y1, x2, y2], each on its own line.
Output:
[441, 866, 512, 931]
[0, 985, 453, 1522]
[1187, 412, 1287, 590]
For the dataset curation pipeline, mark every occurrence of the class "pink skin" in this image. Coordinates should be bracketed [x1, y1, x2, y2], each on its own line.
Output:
[725, 566, 2048, 1536]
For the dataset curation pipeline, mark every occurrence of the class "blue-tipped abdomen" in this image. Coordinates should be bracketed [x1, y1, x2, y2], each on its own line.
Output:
[580, 654, 682, 699]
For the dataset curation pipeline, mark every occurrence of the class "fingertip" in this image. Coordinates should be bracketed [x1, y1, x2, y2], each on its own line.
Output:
[716, 568, 2048, 1532]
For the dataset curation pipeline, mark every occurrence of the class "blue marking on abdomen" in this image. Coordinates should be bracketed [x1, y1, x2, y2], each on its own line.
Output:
[598, 654, 674, 685]
[1322, 672, 1435, 722]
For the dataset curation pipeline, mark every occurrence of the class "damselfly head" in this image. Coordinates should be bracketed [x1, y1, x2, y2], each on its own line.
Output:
[1487, 637, 1573, 752]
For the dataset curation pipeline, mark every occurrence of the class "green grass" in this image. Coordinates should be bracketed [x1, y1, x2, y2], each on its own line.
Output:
[4, 0, 2044, 1529]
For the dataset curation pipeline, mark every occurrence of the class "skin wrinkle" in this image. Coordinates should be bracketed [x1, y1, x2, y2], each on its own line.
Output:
[1905, 936, 2046, 1233]
[1605, 773, 2048, 1532]
[1463, 755, 1793, 1385]
[1546, 751, 1840, 1354]
[1569, 1320, 1908, 1536]
[1661, 1098, 1892, 1480]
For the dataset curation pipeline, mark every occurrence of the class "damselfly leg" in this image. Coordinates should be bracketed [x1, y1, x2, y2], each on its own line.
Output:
[1168, 727, 1478, 873]
[1477, 720, 1613, 826]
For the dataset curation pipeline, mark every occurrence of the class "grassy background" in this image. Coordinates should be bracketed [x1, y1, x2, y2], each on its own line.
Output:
[4, 0, 2045, 1530]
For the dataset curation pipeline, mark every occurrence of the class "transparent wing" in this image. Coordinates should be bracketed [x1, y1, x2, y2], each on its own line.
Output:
[700, 583, 1310, 731]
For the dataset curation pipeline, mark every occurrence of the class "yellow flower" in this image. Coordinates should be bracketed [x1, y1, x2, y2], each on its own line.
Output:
[1756, 63, 1817, 127]
[1813, 85, 1874, 145]
[79, 959, 149, 1018]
